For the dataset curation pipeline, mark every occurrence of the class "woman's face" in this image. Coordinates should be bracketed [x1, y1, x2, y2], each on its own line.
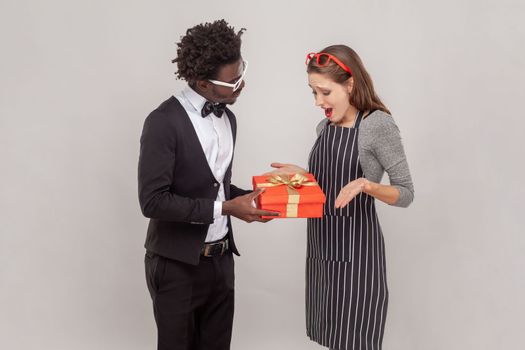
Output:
[308, 72, 353, 123]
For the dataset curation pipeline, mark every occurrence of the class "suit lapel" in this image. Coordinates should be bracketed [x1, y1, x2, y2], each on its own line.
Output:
[224, 108, 236, 179]
[225, 108, 237, 146]
[172, 97, 219, 183]
[172, 97, 238, 189]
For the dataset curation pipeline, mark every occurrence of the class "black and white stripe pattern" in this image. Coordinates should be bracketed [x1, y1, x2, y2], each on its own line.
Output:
[306, 112, 388, 350]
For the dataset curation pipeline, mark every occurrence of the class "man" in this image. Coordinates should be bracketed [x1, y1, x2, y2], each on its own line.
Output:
[138, 19, 276, 350]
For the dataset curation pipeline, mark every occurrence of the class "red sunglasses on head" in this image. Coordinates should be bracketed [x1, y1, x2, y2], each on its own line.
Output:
[305, 52, 352, 76]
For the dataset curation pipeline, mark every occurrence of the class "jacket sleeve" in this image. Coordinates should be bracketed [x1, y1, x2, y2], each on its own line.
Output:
[138, 109, 214, 224]
[229, 184, 251, 199]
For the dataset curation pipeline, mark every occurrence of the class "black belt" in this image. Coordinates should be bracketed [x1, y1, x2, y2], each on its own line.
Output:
[201, 238, 229, 257]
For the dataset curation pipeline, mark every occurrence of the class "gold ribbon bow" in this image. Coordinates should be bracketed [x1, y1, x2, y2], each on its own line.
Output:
[256, 174, 318, 217]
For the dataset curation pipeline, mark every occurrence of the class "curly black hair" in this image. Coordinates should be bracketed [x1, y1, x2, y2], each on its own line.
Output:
[172, 19, 245, 85]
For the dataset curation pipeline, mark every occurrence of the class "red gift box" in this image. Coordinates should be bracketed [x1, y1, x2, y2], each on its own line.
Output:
[252, 173, 326, 218]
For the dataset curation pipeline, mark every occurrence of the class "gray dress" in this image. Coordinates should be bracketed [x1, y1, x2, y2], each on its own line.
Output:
[315, 110, 414, 208]
[306, 110, 414, 350]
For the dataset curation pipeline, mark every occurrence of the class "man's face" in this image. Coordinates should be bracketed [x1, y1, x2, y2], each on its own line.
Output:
[203, 58, 246, 105]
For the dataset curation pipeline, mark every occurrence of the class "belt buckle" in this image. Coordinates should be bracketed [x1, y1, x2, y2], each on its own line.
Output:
[202, 239, 228, 257]
[203, 244, 212, 257]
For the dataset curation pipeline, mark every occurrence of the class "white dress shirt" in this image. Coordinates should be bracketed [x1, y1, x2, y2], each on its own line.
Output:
[175, 86, 233, 242]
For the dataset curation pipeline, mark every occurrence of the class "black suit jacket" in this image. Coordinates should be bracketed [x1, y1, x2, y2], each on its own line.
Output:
[138, 96, 250, 265]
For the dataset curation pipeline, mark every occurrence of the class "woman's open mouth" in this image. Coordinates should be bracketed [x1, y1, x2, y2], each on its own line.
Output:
[325, 108, 333, 118]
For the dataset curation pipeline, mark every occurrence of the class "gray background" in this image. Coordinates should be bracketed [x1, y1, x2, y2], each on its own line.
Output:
[1, 0, 524, 349]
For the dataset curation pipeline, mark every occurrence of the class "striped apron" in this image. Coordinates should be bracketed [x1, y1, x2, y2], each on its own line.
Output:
[306, 111, 388, 350]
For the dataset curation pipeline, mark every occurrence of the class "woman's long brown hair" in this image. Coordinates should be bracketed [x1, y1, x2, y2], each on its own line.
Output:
[307, 45, 390, 115]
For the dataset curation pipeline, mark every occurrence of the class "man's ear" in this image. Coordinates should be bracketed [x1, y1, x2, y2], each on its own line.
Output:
[346, 77, 354, 94]
[195, 80, 210, 92]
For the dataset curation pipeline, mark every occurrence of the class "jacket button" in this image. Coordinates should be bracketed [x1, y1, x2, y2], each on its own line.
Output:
[213, 183, 218, 187]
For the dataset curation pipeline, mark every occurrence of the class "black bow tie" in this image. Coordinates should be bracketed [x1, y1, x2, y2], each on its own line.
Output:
[201, 101, 226, 118]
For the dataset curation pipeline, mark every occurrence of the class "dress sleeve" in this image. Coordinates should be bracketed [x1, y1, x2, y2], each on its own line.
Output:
[370, 116, 415, 208]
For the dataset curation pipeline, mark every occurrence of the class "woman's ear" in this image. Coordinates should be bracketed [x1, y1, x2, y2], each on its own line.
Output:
[346, 77, 354, 94]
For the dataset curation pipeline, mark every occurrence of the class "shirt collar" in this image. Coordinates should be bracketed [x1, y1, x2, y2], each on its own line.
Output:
[181, 86, 208, 113]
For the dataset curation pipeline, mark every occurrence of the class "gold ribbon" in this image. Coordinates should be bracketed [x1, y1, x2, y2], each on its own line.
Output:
[256, 174, 318, 217]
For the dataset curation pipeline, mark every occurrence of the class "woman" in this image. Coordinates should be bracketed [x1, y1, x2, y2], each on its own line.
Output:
[271, 45, 414, 349]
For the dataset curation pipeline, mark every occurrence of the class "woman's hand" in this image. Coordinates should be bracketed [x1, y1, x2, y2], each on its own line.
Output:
[264, 162, 307, 175]
[335, 178, 372, 209]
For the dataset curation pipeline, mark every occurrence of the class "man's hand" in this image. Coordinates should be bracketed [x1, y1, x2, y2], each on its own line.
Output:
[222, 188, 279, 223]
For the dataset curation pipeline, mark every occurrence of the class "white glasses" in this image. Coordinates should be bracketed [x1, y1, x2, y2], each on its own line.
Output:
[208, 60, 248, 92]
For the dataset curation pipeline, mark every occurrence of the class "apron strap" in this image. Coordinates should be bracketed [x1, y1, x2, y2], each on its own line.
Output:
[354, 110, 364, 129]
[355, 109, 377, 129]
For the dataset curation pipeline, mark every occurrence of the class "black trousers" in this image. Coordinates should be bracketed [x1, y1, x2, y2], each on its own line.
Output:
[145, 251, 235, 350]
